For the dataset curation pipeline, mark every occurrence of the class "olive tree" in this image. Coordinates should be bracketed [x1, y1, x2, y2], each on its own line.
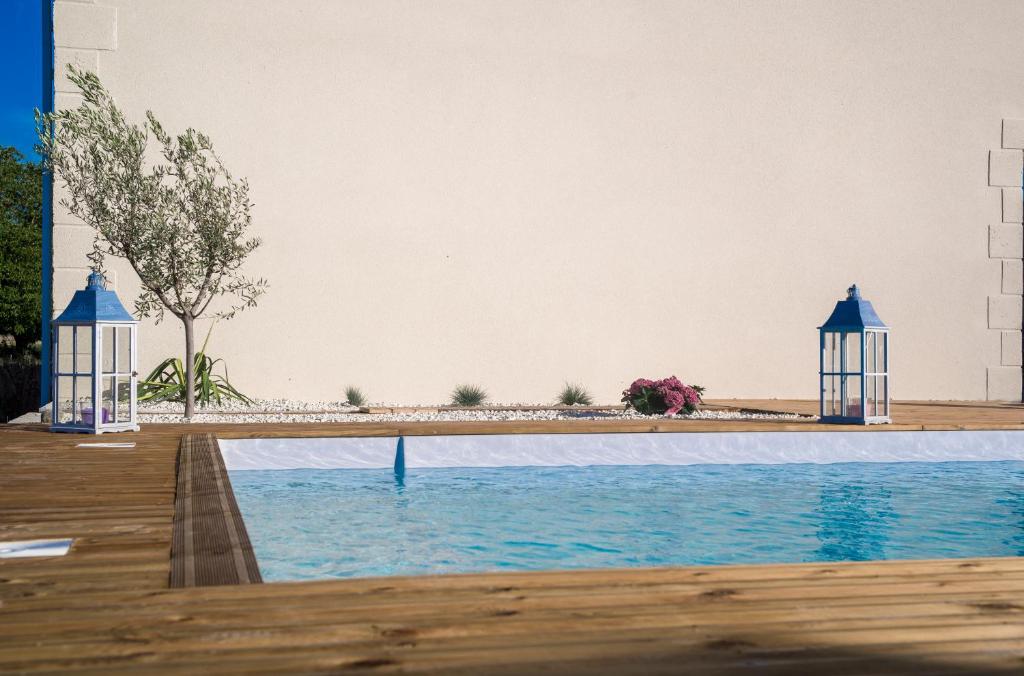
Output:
[37, 67, 267, 418]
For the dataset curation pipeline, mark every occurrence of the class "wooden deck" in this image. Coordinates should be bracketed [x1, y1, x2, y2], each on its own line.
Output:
[1, 400, 1023, 673]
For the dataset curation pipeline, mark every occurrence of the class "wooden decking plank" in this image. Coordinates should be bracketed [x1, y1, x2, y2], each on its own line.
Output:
[6, 624, 1024, 675]
[5, 586, 1024, 638]
[6, 557, 1024, 617]
[3, 602, 1024, 660]
[4, 593, 1023, 650]
[20, 648, 1021, 676]
[19, 557, 1020, 602]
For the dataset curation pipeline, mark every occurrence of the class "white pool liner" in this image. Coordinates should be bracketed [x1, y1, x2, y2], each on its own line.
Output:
[220, 430, 1024, 471]
[0, 539, 73, 558]
[220, 436, 397, 470]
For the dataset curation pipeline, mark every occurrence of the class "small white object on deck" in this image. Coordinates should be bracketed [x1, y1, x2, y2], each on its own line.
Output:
[0, 539, 73, 558]
[76, 442, 136, 448]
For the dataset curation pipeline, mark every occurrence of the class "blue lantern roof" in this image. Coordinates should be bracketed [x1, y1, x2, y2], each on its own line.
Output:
[820, 284, 887, 331]
[54, 271, 136, 323]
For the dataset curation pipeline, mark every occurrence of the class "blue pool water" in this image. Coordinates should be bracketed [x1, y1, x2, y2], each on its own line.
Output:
[230, 462, 1024, 582]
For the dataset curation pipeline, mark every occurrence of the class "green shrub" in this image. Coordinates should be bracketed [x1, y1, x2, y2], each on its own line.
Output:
[451, 384, 487, 407]
[557, 382, 593, 406]
[344, 386, 366, 407]
[0, 148, 42, 350]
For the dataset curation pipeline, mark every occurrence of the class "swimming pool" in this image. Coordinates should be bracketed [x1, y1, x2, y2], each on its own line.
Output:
[230, 461, 1024, 582]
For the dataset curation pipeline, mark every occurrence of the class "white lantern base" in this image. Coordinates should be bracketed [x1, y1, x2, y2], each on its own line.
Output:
[50, 424, 140, 434]
[819, 415, 892, 426]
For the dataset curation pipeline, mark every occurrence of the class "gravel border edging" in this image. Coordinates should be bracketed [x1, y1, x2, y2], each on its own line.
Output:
[137, 401, 812, 425]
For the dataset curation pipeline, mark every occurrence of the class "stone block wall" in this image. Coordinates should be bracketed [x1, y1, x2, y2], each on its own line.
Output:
[987, 122, 1024, 400]
[50, 1, 119, 315]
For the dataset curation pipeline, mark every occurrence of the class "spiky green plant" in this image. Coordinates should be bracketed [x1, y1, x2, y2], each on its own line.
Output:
[557, 382, 593, 406]
[344, 386, 366, 407]
[451, 384, 487, 407]
[137, 324, 251, 406]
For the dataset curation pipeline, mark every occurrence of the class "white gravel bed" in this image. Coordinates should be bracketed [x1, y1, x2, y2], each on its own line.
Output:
[137, 399, 810, 424]
[138, 398, 359, 413]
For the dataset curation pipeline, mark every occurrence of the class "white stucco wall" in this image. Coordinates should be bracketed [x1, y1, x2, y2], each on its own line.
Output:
[51, 0, 1024, 404]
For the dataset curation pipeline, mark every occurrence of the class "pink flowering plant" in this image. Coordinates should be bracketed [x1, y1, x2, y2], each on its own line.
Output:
[621, 376, 704, 416]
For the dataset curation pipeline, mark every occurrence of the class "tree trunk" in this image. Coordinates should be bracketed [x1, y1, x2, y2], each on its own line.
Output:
[183, 313, 195, 420]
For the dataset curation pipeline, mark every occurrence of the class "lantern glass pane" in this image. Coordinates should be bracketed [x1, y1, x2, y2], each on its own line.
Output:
[74, 326, 92, 375]
[868, 334, 876, 373]
[102, 325, 115, 373]
[56, 375, 74, 423]
[843, 375, 862, 417]
[878, 333, 887, 374]
[868, 374, 884, 417]
[824, 375, 839, 416]
[116, 377, 131, 422]
[866, 375, 878, 417]
[117, 326, 131, 374]
[823, 332, 838, 374]
[57, 325, 74, 374]
[74, 375, 93, 424]
[102, 376, 115, 423]
[844, 332, 861, 374]
[876, 375, 883, 416]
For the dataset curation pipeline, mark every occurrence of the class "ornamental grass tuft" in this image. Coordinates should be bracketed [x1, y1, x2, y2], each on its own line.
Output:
[451, 384, 488, 407]
[557, 382, 593, 406]
[344, 386, 367, 407]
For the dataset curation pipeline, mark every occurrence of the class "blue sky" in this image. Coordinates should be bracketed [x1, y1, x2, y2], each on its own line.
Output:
[1, 0, 43, 161]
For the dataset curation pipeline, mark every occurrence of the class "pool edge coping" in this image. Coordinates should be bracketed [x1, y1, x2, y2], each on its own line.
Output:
[170, 434, 263, 588]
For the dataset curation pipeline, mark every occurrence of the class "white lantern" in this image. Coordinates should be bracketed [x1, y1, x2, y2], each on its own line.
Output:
[51, 272, 140, 433]
[819, 284, 890, 425]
